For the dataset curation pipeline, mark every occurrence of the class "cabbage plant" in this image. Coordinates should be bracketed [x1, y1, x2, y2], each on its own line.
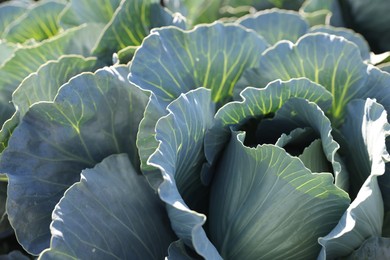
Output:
[1, 0, 390, 259]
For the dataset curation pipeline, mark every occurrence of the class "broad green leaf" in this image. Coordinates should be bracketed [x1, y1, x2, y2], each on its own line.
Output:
[0, 41, 17, 66]
[205, 78, 333, 180]
[0, 1, 30, 35]
[239, 33, 370, 125]
[129, 22, 269, 106]
[92, 0, 185, 63]
[0, 65, 149, 254]
[0, 23, 104, 125]
[130, 22, 269, 173]
[13, 55, 100, 118]
[347, 237, 390, 259]
[318, 99, 390, 259]
[237, 9, 309, 45]
[309, 25, 371, 60]
[209, 131, 350, 259]
[59, 0, 121, 29]
[0, 56, 100, 154]
[2, 1, 65, 43]
[39, 154, 176, 260]
[148, 88, 221, 259]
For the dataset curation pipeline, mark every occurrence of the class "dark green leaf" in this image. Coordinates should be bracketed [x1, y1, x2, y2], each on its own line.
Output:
[148, 88, 221, 258]
[209, 131, 349, 259]
[319, 99, 390, 259]
[40, 154, 176, 260]
[0, 65, 149, 254]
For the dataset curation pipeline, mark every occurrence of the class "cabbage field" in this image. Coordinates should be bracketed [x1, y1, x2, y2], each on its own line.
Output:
[0, 0, 390, 259]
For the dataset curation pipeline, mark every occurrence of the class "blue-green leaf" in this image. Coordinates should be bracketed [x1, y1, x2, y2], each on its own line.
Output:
[309, 25, 371, 60]
[39, 154, 176, 260]
[0, 65, 149, 254]
[318, 98, 390, 259]
[129, 22, 269, 106]
[238, 33, 369, 125]
[237, 8, 309, 45]
[130, 22, 269, 173]
[0, 55, 100, 154]
[0, 23, 104, 125]
[341, 99, 390, 197]
[209, 131, 350, 259]
[12, 55, 100, 118]
[148, 88, 220, 259]
[2, 1, 65, 43]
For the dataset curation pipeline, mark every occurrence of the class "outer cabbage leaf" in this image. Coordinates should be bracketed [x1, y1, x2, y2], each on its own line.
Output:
[0, 65, 149, 254]
[0, 55, 100, 153]
[238, 33, 370, 126]
[148, 88, 221, 259]
[59, 0, 121, 29]
[40, 154, 176, 259]
[208, 131, 350, 259]
[309, 25, 371, 61]
[318, 99, 390, 259]
[92, 0, 185, 63]
[129, 22, 269, 173]
[13, 55, 100, 118]
[237, 8, 309, 46]
[2, 1, 65, 43]
[129, 22, 268, 106]
[0, 23, 104, 125]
